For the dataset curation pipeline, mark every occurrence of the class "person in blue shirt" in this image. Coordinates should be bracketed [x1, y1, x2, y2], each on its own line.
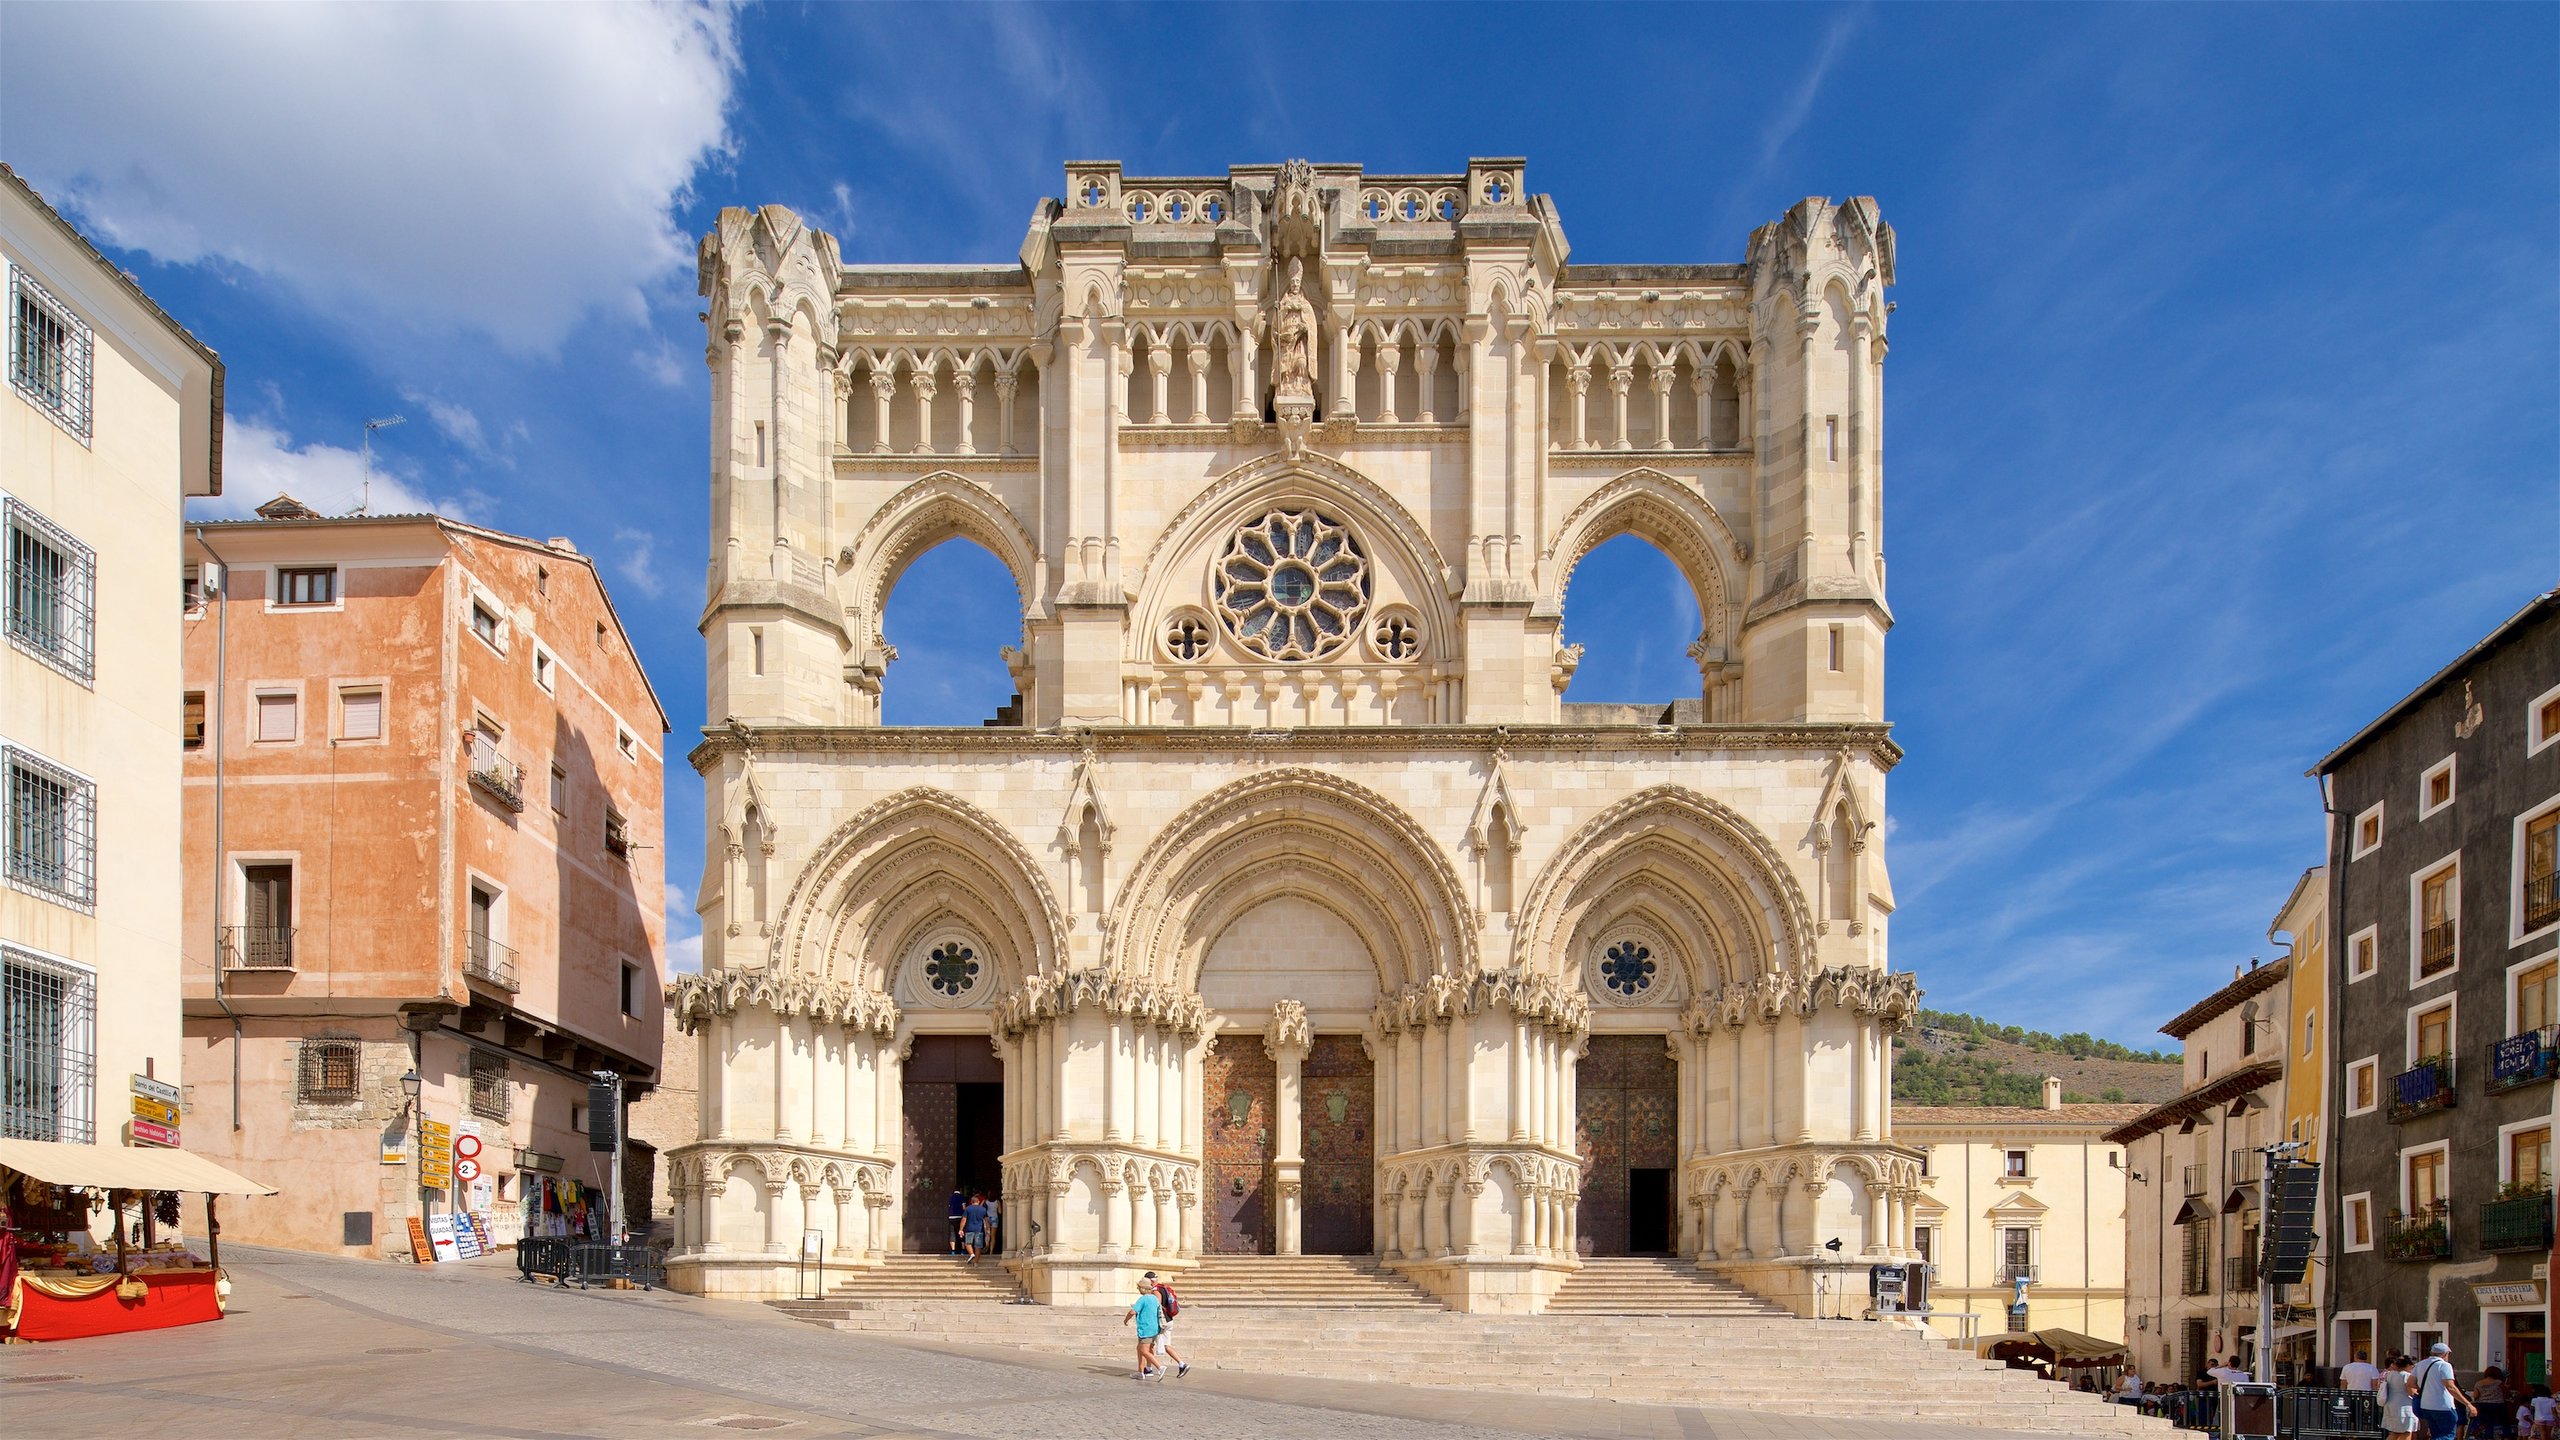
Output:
[945, 1189, 966, 1256]
[1123, 1276, 1163, 1379]
[960, 1193, 990, 1262]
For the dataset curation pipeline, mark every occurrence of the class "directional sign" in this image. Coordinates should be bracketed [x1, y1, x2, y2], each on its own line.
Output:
[128, 1119, 180, 1147]
[131, 1095, 182, 1127]
[132, 1074, 182, 1106]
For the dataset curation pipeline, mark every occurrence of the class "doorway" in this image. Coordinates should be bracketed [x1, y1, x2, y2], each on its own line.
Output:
[1575, 1034, 1677, 1255]
[901, 1035, 1003, 1253]
[1300, 1035, 1374, 1254]
[2501, 1310, 2547, 1388]
[1202, 1033, 1273, 1254]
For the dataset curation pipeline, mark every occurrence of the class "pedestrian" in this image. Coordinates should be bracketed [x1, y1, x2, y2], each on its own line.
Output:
[2209, 1354, 2253, 1387]
[961, 1192, 990, 1262]
[2477, 1365, 2514, 1439]
[1123, 1275, 1164, 1379]
[2115, 1370, 2144, 1407]
[2409, 1342, 2475, 1440]
[2380, 1354, 2420, 1440]
[984, 1193, 1001, 1255]
[947, 1188, 966, 1257]
[1141, 1270, 1189, 1378]
[2526, 1383, 2555, 1440]
[2342, 1348, 2383, 1400]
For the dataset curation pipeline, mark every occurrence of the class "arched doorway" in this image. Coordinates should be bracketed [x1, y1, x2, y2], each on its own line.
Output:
[1300, 1034, 1374, 1254]
[1200, 1034, 1274, 1254]
[901, 1033, 1003, 1252]
[1577, 1033, 1678, 1255]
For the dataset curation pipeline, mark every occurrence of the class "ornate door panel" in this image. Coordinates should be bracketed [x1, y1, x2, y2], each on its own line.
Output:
[1576, 1034, 1677, 1255]
[1300, 1035, 1374, 1255]
[1202, 1035, 1274, 1254]
[902, 1078, 958, 1252]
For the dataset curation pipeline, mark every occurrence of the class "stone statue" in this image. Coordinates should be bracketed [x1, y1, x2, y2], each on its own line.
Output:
[1264, 257, 1319, 410]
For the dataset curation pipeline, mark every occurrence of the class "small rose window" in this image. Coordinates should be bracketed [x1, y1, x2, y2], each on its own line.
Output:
[1213, 510, 1369, 661]
[924, 941, 979, 998]
[1600, 940, 1656, 999]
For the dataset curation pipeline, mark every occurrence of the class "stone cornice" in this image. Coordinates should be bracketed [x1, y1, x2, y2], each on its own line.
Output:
[690, 720, 1902, 775]
[990, 967, 1215, 1039]
[670, 968, 900, 1037]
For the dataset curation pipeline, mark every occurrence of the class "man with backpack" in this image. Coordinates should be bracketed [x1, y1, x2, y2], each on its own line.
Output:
[2410, 1341, 2477, 1440]
[1141, 1270, 1189, 1378]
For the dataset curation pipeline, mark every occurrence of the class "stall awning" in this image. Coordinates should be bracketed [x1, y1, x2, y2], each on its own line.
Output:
[0, 1138, 276, 1196]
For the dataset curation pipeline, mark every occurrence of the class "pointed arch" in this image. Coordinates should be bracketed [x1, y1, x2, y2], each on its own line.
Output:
[1536, 469, 1747, 645]
[771, 787, 1067, 999]
[843, 472, 1041, 655]
[1513, 785, 1816, 991]
[1106, 766, 1475, 991]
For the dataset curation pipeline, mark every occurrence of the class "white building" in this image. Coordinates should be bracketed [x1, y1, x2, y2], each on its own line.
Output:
[1, 165, 222, 1152]
[669, 159, 1920, 1314]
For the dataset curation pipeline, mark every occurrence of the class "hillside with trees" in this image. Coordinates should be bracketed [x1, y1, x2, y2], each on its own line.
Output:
[1893, 1010, 2184, 1106]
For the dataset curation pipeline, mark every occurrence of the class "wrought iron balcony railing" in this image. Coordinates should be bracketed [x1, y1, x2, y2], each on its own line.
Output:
[2387, 1057, 2456, 1122]
[2231, 1148, 2260, 1186]
[2480, 1191, 2553, 1254]
[2527, 871, 2558, 931]
[466, 731, 526, 812]
[2183, 1163, 2208, 1197]
[465, 932, 519, 992]
[2382, 1203, 2452, 1262]
[2179, 1261, 2212, 1297]
[2418, 922, 2458, 978]
[2225, 1253, 2260, 1292]
[2487, 1027, 2558, 1094]
[219, 924, 296, 970]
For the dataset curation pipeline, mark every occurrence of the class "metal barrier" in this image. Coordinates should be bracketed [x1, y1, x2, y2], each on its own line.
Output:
[2143, 1386, 2378, 1436]
[516, 1237, 667, 1290]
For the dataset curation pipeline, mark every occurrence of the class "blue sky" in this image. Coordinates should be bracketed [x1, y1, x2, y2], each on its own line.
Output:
[7, 3, 2553, 1043]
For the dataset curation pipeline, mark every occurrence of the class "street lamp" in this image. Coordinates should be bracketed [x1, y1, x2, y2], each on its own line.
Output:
[399, 1068, 421, 1105]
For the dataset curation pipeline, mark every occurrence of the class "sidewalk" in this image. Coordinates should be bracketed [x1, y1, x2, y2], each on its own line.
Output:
[0, 1247, 2088, 1439]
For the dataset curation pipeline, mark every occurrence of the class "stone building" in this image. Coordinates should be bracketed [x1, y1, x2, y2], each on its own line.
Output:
[667, 159, 1920, 1314]
[2314, 592, 2556, 1383]
[177, 507, 668, 1257]
[1901, 1081, 2140, 1347]
[2, 165, 222, 1154]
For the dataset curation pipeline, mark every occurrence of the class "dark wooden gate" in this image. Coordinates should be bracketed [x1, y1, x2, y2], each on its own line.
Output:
[902, 1035, 1003, 1253]
[1299, 1035, 1374, 1254]
[1574, 1034, 1677, 1255]
[1201, 1034, 1273, 1254]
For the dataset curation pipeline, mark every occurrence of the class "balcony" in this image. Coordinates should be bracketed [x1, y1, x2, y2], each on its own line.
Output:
[2225, 1252, 2260, 1292]
[219, 924, 296, 970]
[1998, 1262, 2038, 1285]
[2417, 922, 2458, 979]
[604, 810, 632, 860]
[2480, 1191, 2553, 1254]
[2487, 1026, 2558, 1094]
[2382, 1203, 2451, 1261]
[2527, 871, 2558, 932]
[2230, 1148, 2261, 1185]
[2180, 1262, 2212, 1297]
[465, 933, 519, 992]
[2183, 1163, 2208, 1197]
[465, 731, 525, 812]
[2387, 1057, 2456, 1122]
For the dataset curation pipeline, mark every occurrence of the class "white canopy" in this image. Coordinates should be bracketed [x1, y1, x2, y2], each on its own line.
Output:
[0, 1138, 276, 1196]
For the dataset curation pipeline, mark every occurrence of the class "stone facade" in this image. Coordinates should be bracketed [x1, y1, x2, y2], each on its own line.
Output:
[667, 159, 1920, 1313]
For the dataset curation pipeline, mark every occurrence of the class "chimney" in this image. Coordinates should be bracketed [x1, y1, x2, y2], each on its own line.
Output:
[2042, 1076, 2063, 1111]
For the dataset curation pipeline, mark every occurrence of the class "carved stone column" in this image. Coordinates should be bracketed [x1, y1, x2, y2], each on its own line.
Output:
[1567, 363, 1591, 450]
[951, 368, 977, 455]
[994, 368, 1019, 455]
[1414, 342, 1440, 424]
[1265, 1001, 1310, 1255]
[1608, 363, 1634, 450]
[1374, 340, 1401, 423]
[868, 370, 895, 454]
[1651, 367, 1676, 450]
[909, 371, 938, 455]
[1691, 370, 1713, 449]
[1183, 336, 1209, 421]
[1145, 344, 1170, 424]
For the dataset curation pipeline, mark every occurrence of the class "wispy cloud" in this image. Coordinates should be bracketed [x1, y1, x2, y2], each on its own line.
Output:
[611, 527, 669, 601]
[196, 414, 470, 521]
[1718, 8, 1866, 238]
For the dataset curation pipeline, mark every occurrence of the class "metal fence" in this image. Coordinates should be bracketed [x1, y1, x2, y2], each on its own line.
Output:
[2153, 1386, 2377, 1436]
[517, 1237, 667, 1290]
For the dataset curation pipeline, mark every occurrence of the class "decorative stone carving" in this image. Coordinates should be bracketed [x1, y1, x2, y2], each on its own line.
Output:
[1263, 999, 1311, 1059]
[1263, 258, 1321, 454]
[1213, 509, 1369, 661]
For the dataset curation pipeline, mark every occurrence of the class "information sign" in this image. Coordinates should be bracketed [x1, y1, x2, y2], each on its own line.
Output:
[421, 1119, 453, 1189]
[451, 1214, 483, 1260]
[406, 1215, 434, 1264]
[425, 1214, 461, 1262]
[131, 1074, 182, 1106]
[128, 1118, 180, 1147]
[131, 1095, 182, 1127]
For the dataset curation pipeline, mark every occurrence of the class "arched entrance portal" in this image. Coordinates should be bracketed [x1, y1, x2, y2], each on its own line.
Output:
[902, 1034, 1003, 1252]
[1576, 1034, 1677, 1255]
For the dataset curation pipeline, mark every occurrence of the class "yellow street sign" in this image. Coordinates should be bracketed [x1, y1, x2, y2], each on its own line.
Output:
[131, 1095, 182, 1126]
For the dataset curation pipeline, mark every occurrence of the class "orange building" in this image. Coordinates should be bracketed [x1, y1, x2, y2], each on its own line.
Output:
[177, 498, 667, 1257]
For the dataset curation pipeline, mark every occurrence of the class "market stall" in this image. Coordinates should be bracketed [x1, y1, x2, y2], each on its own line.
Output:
[1, 1137, 276, 1342]
[1975, 1327, 2130, 1385]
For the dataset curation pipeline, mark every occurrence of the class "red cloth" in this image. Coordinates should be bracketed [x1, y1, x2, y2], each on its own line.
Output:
[7, 1269, 223, 1341]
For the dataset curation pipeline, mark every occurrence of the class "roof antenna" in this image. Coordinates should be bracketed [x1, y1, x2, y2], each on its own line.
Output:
[360, 415, 405, 515]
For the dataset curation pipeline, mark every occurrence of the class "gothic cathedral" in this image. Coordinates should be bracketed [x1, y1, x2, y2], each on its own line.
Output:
[667, 160, 1920, 1314]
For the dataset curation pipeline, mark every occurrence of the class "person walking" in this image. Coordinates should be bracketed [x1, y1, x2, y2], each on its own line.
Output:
[2525, 1383, 2555, 1440]
[2477, 1365, 2514, 1439]
[946, 1188, 967, 1257]
[1123, 1275, 1164, 1379]
[2410, 1342, 2475, 1440]
[2342, 1348, 2383, 1400]
[960, 1193, 990, 1263]
[1141, 1270, 1189, 1378]
[2380, 1354, 2421, 1440]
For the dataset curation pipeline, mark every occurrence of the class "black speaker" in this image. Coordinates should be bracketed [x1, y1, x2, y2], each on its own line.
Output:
[2260, 1161, 2320, 1285]
[588, 1072, 620, 1152]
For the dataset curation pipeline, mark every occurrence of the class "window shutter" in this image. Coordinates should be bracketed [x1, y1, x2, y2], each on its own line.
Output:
[257, 692, 297, 742]
[342, 690, 381, 740]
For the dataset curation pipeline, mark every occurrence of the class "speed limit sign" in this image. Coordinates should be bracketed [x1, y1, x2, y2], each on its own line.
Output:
[454, 1133, 483, 1161]
[455, 1156, 483, 1182]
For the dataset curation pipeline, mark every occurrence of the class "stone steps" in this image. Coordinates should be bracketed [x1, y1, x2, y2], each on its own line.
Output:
[766, 1296, 2173, 1436]
[1169, 1254, 1441, 1309]
[781, 1253, 1024, 1305]
[1545, 1256, 1791, 1316]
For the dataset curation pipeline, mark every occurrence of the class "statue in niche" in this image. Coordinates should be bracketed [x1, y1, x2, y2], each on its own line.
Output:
[1262, 256, 1322, 453]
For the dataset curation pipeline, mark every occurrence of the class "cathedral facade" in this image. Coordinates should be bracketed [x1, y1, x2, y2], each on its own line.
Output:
[667, 159, 1919, 1314]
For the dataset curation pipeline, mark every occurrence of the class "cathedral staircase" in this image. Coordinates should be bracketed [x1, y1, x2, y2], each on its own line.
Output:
[1543, 1256, 1790, 1316]
[1172, 1254, 1440, 1309]
[768, 1257, 2171, 1436]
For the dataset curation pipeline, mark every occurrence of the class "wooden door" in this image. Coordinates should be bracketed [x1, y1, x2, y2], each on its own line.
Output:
[1575, 1034, 1677, 1255]
[1201, 1035, 1273, 1254]
[1300, 1035, 1374, 1254]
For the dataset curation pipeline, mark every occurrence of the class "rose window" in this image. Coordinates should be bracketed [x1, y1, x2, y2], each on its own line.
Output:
[1600, 940, 1656, 999]
[1213, 510, 1369, 661]
[924, 941, 979, 998]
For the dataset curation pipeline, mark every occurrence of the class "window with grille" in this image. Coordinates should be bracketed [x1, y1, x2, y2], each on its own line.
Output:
[3, 746, 95, 910]
[276, 567, 336, 606]
[604, 807, 631, 858]
[9, 266, 92, 441]
[297, 1036, 361, 1104]
[2180, 1218, 2213, 1296]
[468, 1051, 510, 1120]
[2006, 1307, 2029, 1333]
[2, 945, 96, 1142]
[4, 496, 96, 684]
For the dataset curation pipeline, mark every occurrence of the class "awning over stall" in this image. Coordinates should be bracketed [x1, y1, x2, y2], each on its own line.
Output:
[0, 1138, 276, 1196]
